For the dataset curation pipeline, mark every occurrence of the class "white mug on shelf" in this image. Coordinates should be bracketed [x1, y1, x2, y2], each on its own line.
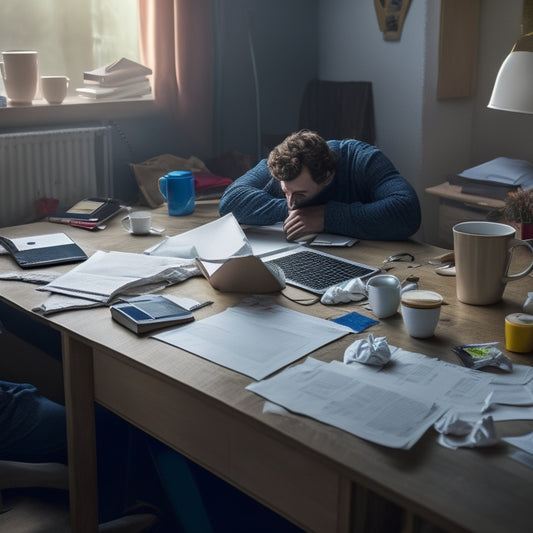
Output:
[40, 75, 69, 104]
[0, 50, 38, 105]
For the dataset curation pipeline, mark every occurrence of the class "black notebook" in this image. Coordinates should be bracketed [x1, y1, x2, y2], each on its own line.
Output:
[0, 233, 88, 269]
[47, 197, 124, 230]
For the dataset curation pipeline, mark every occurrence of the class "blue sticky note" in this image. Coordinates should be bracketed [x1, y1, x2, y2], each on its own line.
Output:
[331, 311, 379, 333]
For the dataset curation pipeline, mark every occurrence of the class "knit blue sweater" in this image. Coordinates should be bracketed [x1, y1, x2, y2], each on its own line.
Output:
[218, 140, 421, 240]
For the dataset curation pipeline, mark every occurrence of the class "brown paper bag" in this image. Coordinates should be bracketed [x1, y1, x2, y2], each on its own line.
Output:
[130, 154, 211, 207]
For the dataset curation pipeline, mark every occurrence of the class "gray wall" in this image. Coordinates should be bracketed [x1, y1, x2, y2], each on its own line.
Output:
[213, 0, 318, 160]
[317, 0, 532, 245]
[472, 1, 527, 163]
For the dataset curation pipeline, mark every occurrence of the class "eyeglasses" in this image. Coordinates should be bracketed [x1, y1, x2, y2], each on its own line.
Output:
[382, 252, 415, 266]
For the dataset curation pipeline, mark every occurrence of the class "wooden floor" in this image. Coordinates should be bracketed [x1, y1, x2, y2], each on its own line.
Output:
[0, 488, 163, 533]
[0, 488, 70, 533]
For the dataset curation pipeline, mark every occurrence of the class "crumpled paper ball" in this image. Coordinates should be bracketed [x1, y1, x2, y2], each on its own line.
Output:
[344, 333, 391, 366]
[321, 277, 367, 305]
[434, 411, 498, 450]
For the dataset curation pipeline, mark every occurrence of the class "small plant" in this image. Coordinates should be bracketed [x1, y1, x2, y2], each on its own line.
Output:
[503, 189, 533, 223]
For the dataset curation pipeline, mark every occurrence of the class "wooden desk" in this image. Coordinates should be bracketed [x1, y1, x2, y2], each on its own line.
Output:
[425, 182, 505, 249]
[1, 202, 532, 533]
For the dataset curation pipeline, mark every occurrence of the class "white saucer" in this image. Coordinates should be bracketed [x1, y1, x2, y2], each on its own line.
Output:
[435, 264, 456, 276]
[127, 227, 165, 236]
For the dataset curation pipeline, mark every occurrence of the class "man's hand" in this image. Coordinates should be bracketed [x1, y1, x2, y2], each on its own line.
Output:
[283, 205, 325, 241]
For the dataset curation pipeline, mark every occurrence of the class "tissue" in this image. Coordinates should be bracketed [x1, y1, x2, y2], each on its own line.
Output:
[321, 277, 367, 305]
[434, 411, 498, 450]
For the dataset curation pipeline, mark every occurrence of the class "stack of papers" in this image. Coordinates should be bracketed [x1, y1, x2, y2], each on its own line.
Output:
[34, 250, 201, 314]
[459, 157, 533, 190]
[247, 346, 533, 449]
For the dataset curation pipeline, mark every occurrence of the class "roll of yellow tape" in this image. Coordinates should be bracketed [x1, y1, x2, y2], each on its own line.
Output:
[505, 313, 533, 353]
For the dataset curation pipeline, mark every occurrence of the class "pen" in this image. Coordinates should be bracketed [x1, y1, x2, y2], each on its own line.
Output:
[67, 220, 100, 229]
[48, 217, 100, 228]
[48, 216, 99, 223]
[189, 300, 213, 311]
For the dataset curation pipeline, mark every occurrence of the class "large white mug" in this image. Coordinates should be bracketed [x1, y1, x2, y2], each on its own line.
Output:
[453, 221, 533, 305]
[0, 50, 38, 105]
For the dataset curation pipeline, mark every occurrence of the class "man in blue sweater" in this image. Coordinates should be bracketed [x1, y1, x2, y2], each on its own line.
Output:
[218, 130, 421, 241]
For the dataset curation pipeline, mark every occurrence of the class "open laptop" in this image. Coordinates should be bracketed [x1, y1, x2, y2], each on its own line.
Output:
[262, 246, 379, 295]
[244, 225, 380, 295]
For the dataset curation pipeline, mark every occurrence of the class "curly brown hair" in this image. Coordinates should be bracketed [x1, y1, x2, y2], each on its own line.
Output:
[267, 130, 338, 184]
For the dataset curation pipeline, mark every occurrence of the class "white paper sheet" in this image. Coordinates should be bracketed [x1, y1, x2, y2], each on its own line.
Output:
[247, 356, 446, 449]
[38, 250, 200, 303]
[247, 346, 533, 449]
[153, 297, 353, 380]
[145, 213, 252, 260]
[243, 223, 300, 257]
[243, 223, 356, 255]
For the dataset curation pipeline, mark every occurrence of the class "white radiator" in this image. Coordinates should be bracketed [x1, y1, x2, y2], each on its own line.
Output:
[0, 126, 113, 227]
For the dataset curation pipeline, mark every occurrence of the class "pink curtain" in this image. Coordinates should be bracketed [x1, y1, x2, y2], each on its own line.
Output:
[138, 0, 214, 156]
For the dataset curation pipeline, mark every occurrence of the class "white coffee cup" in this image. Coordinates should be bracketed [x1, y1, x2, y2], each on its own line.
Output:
[401, 290, 443, 338]
[121, 211, 152, 235]
[41, 75, 69, 104]
[366, 274, 401, 319]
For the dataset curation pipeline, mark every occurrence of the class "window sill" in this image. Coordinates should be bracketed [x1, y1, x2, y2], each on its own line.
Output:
[0, 94, 156, 129]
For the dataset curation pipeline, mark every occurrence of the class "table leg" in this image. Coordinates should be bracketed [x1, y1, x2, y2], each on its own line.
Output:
[62, 333, 99, 533]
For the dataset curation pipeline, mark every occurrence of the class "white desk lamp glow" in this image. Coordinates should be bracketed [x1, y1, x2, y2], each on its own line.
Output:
[488, 32, 533, 114]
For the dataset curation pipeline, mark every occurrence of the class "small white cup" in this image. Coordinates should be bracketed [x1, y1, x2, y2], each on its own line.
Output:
[40, 75, 69, 104]
[401, 290, 443, 338]
[121, 211, 152, 235]
[366, 274, 401, 319]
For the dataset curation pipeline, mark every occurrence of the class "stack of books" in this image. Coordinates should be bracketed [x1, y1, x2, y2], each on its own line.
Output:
[449, 157, 533, 200]
[47, 197, 124, 230]
[77, 57, 152, 100]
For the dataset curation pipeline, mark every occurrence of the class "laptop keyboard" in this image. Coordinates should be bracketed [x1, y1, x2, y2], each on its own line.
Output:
[264, 250, 376, 293]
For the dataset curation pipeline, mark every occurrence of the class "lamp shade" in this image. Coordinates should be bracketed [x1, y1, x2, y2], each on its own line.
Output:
[488, 50, 533, 114]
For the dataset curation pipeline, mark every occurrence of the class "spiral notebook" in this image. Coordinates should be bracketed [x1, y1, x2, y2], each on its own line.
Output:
[0, 233, 87, 269]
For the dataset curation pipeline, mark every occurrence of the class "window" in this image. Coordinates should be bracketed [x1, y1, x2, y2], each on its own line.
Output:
[0, 0, 140, 98]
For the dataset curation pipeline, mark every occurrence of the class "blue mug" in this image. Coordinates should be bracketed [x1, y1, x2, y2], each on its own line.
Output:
[159, 170, 195, 216]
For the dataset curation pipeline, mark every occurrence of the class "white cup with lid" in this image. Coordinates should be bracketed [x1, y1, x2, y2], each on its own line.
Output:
[401, 290, 443, 338]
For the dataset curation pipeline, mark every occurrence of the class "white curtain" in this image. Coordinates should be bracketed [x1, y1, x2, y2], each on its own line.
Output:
[0, 0, 139, 95]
